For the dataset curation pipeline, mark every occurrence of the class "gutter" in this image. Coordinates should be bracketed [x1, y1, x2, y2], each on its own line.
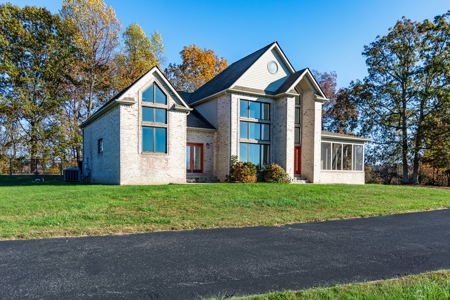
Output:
[80, 97, 136, 128]
[321, 133, 372, 142]
[187, 127, 216, 132]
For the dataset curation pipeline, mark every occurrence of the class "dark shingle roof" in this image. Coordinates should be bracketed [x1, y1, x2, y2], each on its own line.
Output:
[90, 68, 154, 117]
[185, 42, 277, 105]
[177, 91, 192, 103]
[275, 68, 307, 94]
[187, 109, 215, 129]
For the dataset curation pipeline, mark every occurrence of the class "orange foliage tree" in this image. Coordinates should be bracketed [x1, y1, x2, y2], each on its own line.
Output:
[165, 44, 228, 92]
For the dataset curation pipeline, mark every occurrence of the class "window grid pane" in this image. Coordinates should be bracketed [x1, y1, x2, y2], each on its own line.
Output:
[142, 127, 154, 152]
[142, 85, 154, 102]
[262, 103, 270, 120]
[295, 127, 300, 144]
[142, 107, 154, 122]
[240, 121, 248, 139]
[240, 100, 248, 117]
[261, 124, 270, 141]
[249, 122, 260, 140]
[295, 108, 300, 124]
[155, 108, 167, 123]
[155, 84, 167, 104]
[240, 143, 247, 162]
[155, 128, 167, 153]
[249, 102, 261, 119]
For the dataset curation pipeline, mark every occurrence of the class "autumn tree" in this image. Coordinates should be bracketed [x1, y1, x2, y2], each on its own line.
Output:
[60, 0, 121, 117]
[113, 24, 165, 91]
[312, 70, 358, 134]
[354, 13, 450, 184]
[165, 44, 228, 92]
[0, 4, 78, 163]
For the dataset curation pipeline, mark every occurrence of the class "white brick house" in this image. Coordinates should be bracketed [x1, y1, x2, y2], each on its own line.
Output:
[81, 42, 370, 184]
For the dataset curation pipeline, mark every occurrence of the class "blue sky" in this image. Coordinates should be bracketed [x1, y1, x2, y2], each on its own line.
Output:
[8, 0, 449, 88]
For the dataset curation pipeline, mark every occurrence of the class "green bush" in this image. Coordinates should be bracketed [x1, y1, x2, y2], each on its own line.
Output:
[232, 162, 257, 183]
[263, 163, 290, 183]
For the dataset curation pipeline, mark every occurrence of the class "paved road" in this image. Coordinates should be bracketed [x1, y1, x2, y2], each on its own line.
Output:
[1, 209, 450, 299]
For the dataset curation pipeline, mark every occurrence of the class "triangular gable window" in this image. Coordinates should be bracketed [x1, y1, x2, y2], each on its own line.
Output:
[142, 83, 167, 104]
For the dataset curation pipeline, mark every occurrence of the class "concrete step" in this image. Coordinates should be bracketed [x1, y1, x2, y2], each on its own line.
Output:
[291, 176, 310, 184]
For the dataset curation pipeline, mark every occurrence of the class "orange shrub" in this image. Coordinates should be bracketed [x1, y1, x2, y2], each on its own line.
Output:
[263, 163, 290, 183]
[232, 162, 257, 183]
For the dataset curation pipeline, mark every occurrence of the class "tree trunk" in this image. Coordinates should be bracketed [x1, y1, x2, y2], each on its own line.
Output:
[30, 120, 38, 174]
[401, 91, 409, 184]
[87, 69, 96, 118]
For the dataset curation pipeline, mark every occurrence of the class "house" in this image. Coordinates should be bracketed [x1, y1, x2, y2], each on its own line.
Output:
[80, 42, 370, 185]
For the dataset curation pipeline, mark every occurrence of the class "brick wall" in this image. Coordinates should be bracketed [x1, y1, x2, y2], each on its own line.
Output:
[83, 106, 121, 184]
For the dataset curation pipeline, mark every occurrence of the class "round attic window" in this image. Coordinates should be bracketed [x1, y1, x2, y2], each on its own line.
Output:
[267, 61, 278, 74]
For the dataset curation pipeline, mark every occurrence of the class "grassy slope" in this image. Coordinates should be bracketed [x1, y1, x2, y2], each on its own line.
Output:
[214, 270, 450, 300]
[0, 176, 449, 239]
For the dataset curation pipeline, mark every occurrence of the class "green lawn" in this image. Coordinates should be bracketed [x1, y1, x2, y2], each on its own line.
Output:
[0, 175, 449, 239]
[204, 270, 450, 300]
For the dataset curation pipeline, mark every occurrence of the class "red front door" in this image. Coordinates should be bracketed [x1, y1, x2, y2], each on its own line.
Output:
[294, 146, 301, 175]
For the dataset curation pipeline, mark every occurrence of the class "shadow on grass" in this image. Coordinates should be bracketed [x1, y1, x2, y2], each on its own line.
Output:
[0, 175, 95, 187]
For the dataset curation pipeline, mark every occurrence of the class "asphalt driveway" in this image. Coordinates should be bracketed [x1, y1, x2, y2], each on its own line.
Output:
[1, 209, 450, 299]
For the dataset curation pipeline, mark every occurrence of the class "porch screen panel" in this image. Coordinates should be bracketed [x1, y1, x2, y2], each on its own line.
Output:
[332, 143, 342, 170]
[343, 144, 352, 170]
[321, 142, 331, 170]
[354, 145, 363, 171]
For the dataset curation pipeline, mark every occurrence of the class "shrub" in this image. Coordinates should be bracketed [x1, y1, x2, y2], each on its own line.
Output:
[263, 163, 290, 183]
[232, 162, 257, 183]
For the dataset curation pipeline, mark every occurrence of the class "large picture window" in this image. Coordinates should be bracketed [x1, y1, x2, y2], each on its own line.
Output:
[240, 122, 270, 141]
[239, 99, 271, 167]
[321, 142, 364, 171]
[141, 83, 168, 153]
[239, 143, 270, 167]
[240, 100, 270, 120]
[142, 127, 167, 153]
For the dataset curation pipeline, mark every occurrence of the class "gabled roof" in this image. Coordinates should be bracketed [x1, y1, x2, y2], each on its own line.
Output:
[81, 66, 191, 128]
[185, 42, 277, 105]
[275, 68, 327, 99]
[275, 68, 307, 94]
[187, 109, 216, 130]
